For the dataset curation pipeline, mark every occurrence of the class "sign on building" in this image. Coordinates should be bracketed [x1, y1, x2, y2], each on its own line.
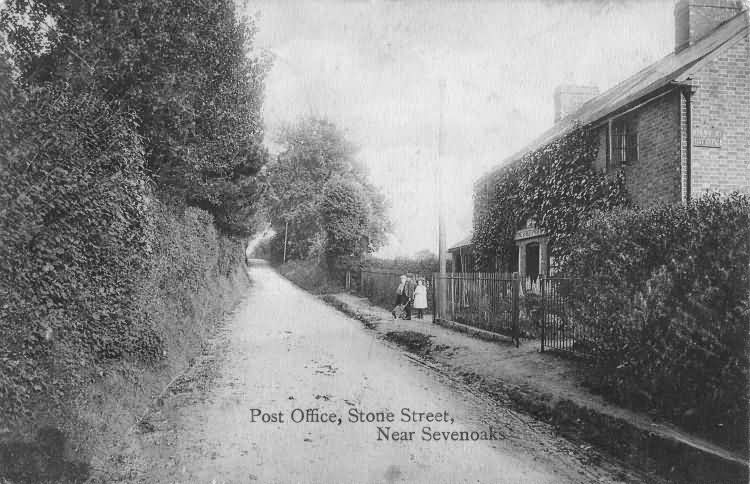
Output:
[693, 128, 722, 148]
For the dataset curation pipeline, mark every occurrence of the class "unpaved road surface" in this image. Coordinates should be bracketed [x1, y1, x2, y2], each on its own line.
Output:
[99, 261, 646, 484]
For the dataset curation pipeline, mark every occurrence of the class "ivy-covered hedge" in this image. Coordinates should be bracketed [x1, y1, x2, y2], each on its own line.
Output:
[0, 84, 246, 433]
[472, 125, 628, 270]
[0, 86, 155, 424]
[1, 2, 262, 470]
[138, 203, 245, 361]
[558, 193, 750, 452]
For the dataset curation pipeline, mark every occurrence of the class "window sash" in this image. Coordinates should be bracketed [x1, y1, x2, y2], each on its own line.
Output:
[608, 129, 638, 165]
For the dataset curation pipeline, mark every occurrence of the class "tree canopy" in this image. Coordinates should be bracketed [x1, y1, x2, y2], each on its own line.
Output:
[0, 0, 270, 235]
[264, 117, 390, 263]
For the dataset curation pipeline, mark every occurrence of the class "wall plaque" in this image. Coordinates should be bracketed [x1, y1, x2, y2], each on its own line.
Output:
[693, 128, 722, 148]
[514, 227, 546, 241]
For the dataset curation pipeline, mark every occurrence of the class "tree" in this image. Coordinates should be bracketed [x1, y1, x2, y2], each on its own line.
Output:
[0, 0, 270, 235]
[361, 180, 390, 252]
[264, 117, 390, 263]
[320, 177, 370, 262]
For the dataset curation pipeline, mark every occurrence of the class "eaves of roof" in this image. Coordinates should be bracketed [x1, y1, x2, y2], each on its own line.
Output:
[447, 235, 473, 251]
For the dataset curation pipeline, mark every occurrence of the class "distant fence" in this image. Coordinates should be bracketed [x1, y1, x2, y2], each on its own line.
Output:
[359, 269, 434, 313]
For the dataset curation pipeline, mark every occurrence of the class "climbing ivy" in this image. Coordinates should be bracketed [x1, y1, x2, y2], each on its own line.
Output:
[472, 125, 629, 271]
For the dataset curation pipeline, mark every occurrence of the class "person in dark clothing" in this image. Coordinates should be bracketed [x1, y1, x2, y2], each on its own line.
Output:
[392, 275, 408, 319]
[403, 273, 417, 320]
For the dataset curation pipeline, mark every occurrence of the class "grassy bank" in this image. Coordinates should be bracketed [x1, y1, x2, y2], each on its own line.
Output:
[276, 259, 344, 294]
[75, 262, 250, 476]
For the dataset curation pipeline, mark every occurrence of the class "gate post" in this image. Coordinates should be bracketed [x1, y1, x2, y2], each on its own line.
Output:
[432, 273, 437, 323]
[540, 276, 545, 353]
[511, 272, 520, 348]
[437, 273, 448, 323]
[450, 273, 455, 317]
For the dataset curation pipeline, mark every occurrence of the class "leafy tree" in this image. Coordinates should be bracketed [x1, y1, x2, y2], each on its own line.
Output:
[360, 179, 390, 252]
[320, 177, 370, 263]
[0, 0, 269, 235]
[264, 117, 390, 263]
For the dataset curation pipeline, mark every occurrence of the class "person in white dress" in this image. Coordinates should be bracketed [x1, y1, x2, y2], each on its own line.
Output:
[412, 278, 428, 319]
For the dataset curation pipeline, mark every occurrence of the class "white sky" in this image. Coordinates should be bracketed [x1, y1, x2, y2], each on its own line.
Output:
[245, 0, 675, 257]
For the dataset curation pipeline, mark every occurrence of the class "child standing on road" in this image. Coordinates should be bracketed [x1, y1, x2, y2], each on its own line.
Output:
[413, 278, 428, 319]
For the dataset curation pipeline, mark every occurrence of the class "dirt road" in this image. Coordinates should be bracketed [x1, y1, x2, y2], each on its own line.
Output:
[102, 261, 644, 484]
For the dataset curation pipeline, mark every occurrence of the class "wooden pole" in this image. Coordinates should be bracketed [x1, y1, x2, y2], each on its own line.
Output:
[437, 79, 448, 320]
[512, 271, 520, 348]
[283, 220, 289, 264]
[540, 275, 546, 353]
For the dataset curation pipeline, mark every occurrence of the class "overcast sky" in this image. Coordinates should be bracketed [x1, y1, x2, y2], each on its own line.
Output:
[245, 0, 675, 257]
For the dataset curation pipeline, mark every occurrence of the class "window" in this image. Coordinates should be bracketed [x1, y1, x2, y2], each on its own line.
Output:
[606, 119, 638, 169]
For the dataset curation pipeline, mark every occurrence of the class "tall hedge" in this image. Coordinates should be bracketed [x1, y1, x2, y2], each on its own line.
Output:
[0, 85, 156, 422]
[558, 193, 750, 451]
[0, 2, 265, 455]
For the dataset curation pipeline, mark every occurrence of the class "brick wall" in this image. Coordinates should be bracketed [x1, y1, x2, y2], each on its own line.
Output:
[688, 33, 750, 197]
[626, 91, 684, 207]
[592, 92, 684, 208]
[593, 92, 683, 207]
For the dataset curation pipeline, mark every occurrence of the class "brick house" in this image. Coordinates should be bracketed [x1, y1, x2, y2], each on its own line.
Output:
[456, 0, 749, 281]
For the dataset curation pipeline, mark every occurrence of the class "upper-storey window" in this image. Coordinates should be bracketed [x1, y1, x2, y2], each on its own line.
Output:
[606, 119, 638, 170]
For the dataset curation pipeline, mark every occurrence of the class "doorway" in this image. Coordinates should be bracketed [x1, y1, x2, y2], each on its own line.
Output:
[525, 243, 540, 283]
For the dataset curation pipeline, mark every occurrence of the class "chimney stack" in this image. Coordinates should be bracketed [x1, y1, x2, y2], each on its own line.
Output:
[553, 85, 599, 123]
[674, 0, 745, 53]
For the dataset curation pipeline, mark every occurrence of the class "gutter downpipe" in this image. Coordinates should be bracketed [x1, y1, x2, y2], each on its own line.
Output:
[675, 80, 696, 204]
[685, 87, 692, 204]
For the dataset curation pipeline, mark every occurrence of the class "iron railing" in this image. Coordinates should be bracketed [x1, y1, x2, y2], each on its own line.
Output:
[433, 272, 524, 343]
[540, 277, 595, 357]
[361, 269, 595, 358]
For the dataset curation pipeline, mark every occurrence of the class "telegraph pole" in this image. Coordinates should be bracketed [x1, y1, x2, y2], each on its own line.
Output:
[438, 79, 447, 273]
[436, 79, 448, 319]
[283, 219, 289, 264]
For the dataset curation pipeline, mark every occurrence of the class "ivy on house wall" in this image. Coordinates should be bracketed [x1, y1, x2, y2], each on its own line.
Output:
[472, 125, 629, 271]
